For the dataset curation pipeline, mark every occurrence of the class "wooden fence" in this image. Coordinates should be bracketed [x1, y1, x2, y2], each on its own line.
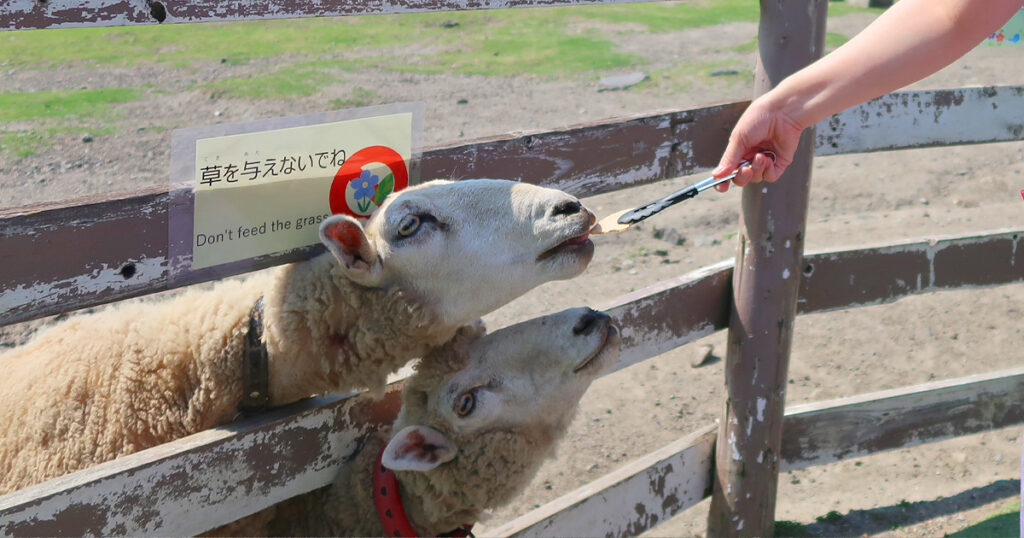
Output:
[2, 1, 1023, 536]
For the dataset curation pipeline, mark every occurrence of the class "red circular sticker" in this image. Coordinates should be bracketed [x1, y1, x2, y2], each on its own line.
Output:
[329, 145, 409, 218]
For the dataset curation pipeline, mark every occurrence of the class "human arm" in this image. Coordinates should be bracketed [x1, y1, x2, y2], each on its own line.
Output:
[714, 0, 1024, 190]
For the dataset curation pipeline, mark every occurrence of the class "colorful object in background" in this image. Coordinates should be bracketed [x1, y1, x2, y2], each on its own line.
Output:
[984, 8, 1024, 46]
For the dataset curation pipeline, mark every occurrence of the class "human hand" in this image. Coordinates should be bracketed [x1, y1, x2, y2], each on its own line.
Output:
[712, 97, 805, 192]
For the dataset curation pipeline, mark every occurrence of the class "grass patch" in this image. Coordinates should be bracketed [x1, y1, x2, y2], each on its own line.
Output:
[0, 131, 46, 157]
[329, 87, 378, 108]
[774, 520, 809, 537]
[0, 88, 141, 122]
[411, 33, 638, 76]
[0, 17, 424, 69]
[949, 499, 1020, 538]
[1, 0, 884, 75]
[1, 126, 116, 157]
[650, 58, 752, 93]
[201, 64, 338, 99]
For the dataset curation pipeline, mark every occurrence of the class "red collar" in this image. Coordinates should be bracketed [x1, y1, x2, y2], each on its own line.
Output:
[373, 447, 474, 538]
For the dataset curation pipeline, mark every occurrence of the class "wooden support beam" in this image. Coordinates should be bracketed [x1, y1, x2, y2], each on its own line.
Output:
[708, 1, 827, 535]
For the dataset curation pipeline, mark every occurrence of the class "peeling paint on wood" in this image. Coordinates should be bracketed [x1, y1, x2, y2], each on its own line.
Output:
[2, 232, 1022, 534]
[815, 86, 1024, 155]
[0, 104, 746, 327]
[480, 424, 717, 538]
[1, 0, 649, 30]
[483, 368, 1024, 537]
[781, 366, 1024, 470]
[3, 88, 1022, 326]
[798, 229, 1024, 313]
[0, 388, 402, 536]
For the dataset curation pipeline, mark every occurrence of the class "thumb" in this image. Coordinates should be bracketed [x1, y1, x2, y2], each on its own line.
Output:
[713, 141, 748, 178]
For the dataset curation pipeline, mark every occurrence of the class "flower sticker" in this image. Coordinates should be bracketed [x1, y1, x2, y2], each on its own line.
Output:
[351, 170, 380, 213]
[330, 145, 409, 219]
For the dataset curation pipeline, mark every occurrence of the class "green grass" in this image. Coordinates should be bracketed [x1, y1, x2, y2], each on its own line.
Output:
[0, 88, 141, 122]
[0, 0, 887, 156]
[774, 520, 809, 537]
[201, 63, 338, 99]
[650, 58, 752, 93]
[949, 499, 1020, 538]
[0, 125, 117, 156]
[0, 88, 138, 155]
[0, 0, 883, 75]
[329, 87, 379, 108]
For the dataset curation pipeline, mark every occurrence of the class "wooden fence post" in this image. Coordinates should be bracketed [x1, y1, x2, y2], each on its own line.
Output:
[707, 1, 827, 535]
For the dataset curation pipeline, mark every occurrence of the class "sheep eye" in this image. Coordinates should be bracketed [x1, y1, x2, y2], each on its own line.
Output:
[455, 391, 476, 417]
[397, 214, 421, 237]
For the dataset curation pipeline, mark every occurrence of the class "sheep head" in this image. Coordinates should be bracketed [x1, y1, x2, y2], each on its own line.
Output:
[319, 179, 596, 327]
[383, 308, 620, 529]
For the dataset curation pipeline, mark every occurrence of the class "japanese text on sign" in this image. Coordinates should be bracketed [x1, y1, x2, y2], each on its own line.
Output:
[188, 111, 416, 270]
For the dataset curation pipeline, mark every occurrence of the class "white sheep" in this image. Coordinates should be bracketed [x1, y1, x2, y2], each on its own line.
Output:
[0, 178, 597, 495]
[220, 307, 621, 536]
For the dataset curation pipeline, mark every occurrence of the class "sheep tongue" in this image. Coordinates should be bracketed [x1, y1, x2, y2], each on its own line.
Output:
[590, 209, 632, 234]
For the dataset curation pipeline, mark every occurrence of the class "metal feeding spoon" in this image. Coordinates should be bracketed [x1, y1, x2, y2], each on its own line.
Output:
[591, 152, 775, 234]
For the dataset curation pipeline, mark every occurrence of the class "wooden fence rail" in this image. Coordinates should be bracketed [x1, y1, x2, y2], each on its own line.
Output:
[2, 229, 1021, 535]
[3, 85, 1022, 327]
[3, 3, 1024, 535]
[489, 366, 1024, 537]
[1, 0, 648, 30]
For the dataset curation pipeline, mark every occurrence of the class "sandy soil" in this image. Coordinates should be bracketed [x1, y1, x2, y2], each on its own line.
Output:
[2, 10, 1023, 537]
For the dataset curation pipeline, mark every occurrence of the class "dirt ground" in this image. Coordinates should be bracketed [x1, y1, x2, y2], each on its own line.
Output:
[2, 10, 1023, 537]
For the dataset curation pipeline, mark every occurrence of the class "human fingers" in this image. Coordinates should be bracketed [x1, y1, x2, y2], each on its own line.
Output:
[743, 152, 776, 184]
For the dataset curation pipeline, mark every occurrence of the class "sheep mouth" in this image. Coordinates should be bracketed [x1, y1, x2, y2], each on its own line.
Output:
[536, 231, 594, 262]
[573, 325, 620, 373]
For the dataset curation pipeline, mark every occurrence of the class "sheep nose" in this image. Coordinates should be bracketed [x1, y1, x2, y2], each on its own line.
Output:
[573, 309, 610, 336]
[550, 199, 582, 218]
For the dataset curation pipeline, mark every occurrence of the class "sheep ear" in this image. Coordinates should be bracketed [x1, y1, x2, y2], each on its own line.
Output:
[319, 215, 383, 286]
[382, 426, 457, 472]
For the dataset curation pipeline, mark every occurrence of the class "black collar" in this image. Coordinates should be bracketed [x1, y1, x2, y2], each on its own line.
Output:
[240, 296, 270, 413]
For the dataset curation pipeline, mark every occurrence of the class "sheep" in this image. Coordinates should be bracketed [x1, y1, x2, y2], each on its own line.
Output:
[0, 178, 597, 495]
[223, 307, 621, 537]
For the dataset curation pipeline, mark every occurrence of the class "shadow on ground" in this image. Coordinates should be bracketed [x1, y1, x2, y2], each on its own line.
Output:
[775, 479, 1020, 537]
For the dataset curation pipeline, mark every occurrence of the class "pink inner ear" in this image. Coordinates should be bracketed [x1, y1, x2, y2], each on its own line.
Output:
[395, 430, 443, 463]
[325, 221, 362, 251]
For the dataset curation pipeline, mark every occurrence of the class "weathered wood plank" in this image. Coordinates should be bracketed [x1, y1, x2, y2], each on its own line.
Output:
[604, 228, 1024, 374]
[797, 229, 1024, 314]
[603, 259, 733, 373]
[1, 0, 649, 30]
[781, 366, 1024, 470]
[0, 103, 746, 327]
[815, 86, 1024, 155]
[5, 85, 1023, 327]
[2, 243, 1022, 535]
[0, 388, 402, 537]
[482, 424, 718, 538]
[484, 367, 1024, 537]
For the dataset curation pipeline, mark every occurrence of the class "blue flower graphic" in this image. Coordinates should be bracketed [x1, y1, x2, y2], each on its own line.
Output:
[351, 169, 380, 201]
